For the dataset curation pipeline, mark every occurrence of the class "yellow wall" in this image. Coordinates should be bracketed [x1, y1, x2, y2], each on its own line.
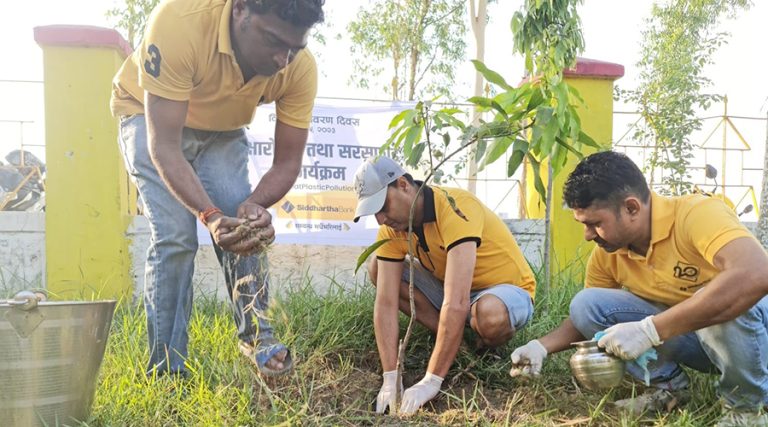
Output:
[525, 76, 617, 283]
[38, 43, 136, 300]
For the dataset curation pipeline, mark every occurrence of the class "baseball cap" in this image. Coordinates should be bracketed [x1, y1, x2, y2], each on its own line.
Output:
[352, 156, 406, 222]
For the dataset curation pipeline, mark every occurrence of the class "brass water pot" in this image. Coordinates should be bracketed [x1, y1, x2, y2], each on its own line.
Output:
[569, 340, 626, 390]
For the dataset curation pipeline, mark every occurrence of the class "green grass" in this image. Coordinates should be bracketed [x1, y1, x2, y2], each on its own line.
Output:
[60, 274, 727, 426]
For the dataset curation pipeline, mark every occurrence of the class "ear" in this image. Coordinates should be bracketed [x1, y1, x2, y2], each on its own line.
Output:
[624, 197, 641, 217]
[396, 176, 409, 190]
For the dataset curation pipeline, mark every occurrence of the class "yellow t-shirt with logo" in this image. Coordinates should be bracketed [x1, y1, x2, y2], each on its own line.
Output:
[110, 0, 317, 131]
[375, 185, 536, 299]
[586, 192, 757, 306]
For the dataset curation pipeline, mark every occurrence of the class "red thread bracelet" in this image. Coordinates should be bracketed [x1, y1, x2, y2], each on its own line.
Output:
[198, 207, 223, 226]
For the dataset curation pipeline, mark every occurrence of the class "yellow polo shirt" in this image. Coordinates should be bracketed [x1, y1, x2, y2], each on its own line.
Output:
[110, 0, 317, 131]
[585, 192, 757, 306]
[375, 185, 536, 299]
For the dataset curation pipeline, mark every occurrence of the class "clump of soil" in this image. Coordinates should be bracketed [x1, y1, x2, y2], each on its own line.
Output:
[234, 223, 274, 255]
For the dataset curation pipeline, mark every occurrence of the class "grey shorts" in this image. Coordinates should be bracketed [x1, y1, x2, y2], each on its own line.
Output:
[400, 258, 534, 330]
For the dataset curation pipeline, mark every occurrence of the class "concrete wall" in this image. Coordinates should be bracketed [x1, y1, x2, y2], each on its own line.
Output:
[3, 212, 759, 300]
[0, 212, 45, 293]
[0, 212, 545, 299]
[126, 215, 545, 300]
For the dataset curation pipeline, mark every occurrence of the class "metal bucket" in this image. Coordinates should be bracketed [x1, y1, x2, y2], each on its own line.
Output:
[0, 291, 116, 426]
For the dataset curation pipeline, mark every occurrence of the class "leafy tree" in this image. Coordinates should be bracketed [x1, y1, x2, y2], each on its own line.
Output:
[106, 0, 159, 48]
[347, 0, 467, 101]
[618, 0, 751, 195]
[382, 0, 592, 196]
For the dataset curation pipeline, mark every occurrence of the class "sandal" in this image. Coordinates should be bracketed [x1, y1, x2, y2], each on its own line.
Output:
[239, 337, 293, 377]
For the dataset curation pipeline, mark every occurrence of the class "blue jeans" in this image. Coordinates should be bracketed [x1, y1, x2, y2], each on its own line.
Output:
[118, 115, 274, 375]
[570, 287, 768, 409]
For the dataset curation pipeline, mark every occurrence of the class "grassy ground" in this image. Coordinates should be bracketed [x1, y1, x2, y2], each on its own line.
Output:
[47, 275, 725, 426]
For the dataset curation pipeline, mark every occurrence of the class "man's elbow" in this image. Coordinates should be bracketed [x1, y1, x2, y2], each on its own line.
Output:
[442, 301, 470, 317]
[276, 160, 302, 179]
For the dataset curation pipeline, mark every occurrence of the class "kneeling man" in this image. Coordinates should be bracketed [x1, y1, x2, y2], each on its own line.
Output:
[353, 156, 536, 415]
[510, 151, 768, 426]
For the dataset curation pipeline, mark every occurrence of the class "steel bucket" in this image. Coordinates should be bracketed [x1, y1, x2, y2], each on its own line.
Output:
[0, 291, 116, 426]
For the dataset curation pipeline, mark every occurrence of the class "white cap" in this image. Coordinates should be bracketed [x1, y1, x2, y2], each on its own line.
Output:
[352, 156, 406, 222]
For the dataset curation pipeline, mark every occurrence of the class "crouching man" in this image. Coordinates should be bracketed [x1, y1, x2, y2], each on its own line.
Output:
[510, 151, 768, 426]
[353, 156, 536, 415]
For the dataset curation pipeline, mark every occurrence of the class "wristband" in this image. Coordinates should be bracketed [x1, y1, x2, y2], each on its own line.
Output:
[198, 207, 223, 226]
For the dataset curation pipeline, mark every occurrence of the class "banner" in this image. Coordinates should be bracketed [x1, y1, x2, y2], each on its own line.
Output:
[198, 102, 409, 246]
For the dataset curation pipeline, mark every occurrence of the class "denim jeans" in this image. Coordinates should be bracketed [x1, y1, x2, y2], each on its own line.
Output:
[118, 115, 274, 375]
[570, 287, 768, 409]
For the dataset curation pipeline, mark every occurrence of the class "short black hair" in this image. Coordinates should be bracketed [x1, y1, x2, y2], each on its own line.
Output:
[245, 0, 325, 28]
[563, 151, 650, 210]
[387, 173, 415, 187]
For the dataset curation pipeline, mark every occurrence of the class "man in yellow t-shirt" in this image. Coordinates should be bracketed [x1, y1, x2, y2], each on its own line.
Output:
[110, 0, 325, 378]
[510, 151, 768, 425]
[352, 156, 536, 415]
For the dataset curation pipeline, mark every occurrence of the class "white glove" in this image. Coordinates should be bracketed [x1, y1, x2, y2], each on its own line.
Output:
[597, 316, 663, 360]
[375, 370, 403, 414]
[509, 339, 547, 377]
[399, 372, 444, 415]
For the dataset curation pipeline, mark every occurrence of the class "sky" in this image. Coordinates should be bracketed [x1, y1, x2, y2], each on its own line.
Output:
[0, 0, 767, 216]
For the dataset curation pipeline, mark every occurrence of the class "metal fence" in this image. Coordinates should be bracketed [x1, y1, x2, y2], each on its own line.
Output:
[0, 81, 765, 220]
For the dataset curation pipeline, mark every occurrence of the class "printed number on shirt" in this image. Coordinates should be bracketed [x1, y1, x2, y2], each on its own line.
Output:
[144, 44, 162, 78]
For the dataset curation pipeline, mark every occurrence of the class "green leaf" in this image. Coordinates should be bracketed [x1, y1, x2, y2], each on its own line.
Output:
[475, 138, 487, 163]
[527, 154, 547, 201]
[578, 130, 601, 148]
[540, 116, 560, 155]
[388, 109, 410, 130]
[471, 60, 514, 91]
[355, 239, 391, 274]
[567, 84, 584, 104]
[434, 111, 466, 131]
[535, 106, 554, 126]
[507, 139, 529, 176]
[403, 125, 421, 157]
[407, 142, 426, 167]
[526, 87, 545, 111]
[468, 96, 509, 119]
[480, 136, 514, 170]
[555, 136, 583, 159]
[468, 96, 494, 110]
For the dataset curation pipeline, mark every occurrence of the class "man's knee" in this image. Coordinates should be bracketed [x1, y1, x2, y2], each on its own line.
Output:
[472, 295, 514, 345]
[569, 288, 609, 334]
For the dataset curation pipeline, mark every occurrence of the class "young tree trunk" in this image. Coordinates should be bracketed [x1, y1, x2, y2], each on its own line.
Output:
[407, 0, 431, 101]
[466, 0, 487, 194]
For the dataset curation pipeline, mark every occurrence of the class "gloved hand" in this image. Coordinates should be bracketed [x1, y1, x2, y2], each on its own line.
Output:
[509, 339, 547, 377]
[375, 370, 403, 414]
[597, 316, 663, 360]
[399, 372, 443, 415]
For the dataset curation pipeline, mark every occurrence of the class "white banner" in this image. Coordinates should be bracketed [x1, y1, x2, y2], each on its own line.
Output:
[198, 102, 409, 246]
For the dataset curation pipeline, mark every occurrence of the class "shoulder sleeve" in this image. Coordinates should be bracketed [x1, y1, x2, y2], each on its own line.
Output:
[137, 2, 197, 101]
[437, 191, 484, 250]
[375, 226, 407, 261]
[679, 196, 756, 264]
[276, 50, 318, 129]
[584, 248, 620, 288]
